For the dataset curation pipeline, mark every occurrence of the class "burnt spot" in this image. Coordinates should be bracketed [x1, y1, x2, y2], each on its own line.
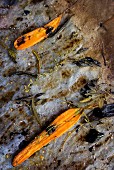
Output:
[28, 36, 31, 40]
[85, 129, 104, 143]
[45, 26, 54, 35]
[17, 36, 25, 47]
[46, 125, 56, 135]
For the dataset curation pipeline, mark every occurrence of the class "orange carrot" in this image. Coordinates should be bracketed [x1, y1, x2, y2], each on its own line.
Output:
[12, 108, 82, 166]
[14, 15, 62, 50]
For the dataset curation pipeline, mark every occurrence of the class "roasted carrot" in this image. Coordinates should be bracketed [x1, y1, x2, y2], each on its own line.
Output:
[14, 15, 62, 50]
[12, 108, 83, 166]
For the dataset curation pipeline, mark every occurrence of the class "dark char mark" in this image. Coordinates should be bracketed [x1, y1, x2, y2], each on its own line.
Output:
[17, 36, 25, 46]
[45, 26, 54, 35]
[46, 125, 56, 135]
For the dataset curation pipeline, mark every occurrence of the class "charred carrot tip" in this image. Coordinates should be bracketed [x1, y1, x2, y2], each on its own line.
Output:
[12, 108, 82, 167]
[14, 15, 62, 50]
